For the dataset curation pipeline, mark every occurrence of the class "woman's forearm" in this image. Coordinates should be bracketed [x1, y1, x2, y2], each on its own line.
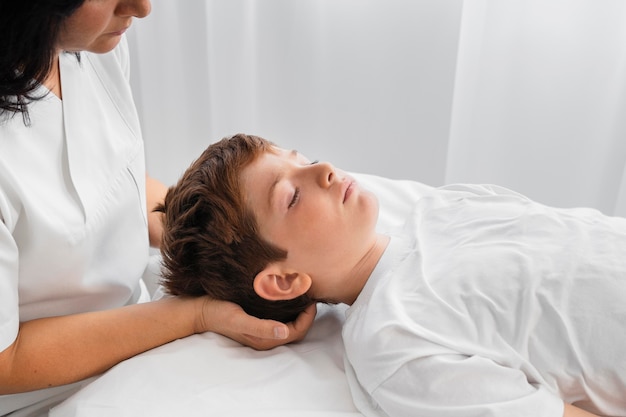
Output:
[0, 296, 201, 394]
[563, 403, 600, 417]
[146, 174, 168, 248]
[0, 295, 313, 394]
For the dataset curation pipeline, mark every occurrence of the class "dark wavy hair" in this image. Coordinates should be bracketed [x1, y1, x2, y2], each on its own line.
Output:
[156, 134, 315, 323]
[0, 0, 85, 124]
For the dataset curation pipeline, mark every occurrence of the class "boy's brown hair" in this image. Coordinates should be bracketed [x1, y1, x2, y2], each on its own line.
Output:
[156, 134, 314, 323]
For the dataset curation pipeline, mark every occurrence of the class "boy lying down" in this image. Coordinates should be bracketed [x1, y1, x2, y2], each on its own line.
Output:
[156, 134, 626, 417]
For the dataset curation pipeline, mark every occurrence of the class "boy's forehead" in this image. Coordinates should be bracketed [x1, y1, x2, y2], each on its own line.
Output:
[241, 147, 299, 208]
[275, 147, 311, 161]
[270, 146, 294, 157]
[242, 145, 305, 184]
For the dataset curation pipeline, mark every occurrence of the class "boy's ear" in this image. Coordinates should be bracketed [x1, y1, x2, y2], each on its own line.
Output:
[253, 264, 312, 301]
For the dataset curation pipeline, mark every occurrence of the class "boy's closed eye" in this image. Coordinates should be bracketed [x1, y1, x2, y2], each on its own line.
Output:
[287, 160, 319, 210]
[288, 188, 300, 209]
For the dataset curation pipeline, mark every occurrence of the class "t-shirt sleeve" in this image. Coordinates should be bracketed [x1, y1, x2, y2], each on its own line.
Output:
[0, 195, 20, 353]
[372, 354, 564, 417]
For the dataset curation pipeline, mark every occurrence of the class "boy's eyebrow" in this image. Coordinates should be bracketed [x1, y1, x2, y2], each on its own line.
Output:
[267, 150, 299, 209]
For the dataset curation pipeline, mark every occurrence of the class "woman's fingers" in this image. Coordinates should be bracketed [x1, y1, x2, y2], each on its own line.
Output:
[201, 298, 318, 350]
[285, 303, 317, 342]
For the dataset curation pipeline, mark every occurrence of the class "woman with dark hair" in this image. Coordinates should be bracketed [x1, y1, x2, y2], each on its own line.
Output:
[0, 1, 315, 415]
[0, 1, 80, 122]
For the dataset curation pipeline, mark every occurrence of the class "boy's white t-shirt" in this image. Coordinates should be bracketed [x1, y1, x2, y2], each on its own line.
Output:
[343, 183, 626, 417]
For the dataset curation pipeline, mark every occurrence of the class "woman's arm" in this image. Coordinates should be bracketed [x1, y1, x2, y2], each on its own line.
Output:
[146, 174, 167, 248]
[0, 296, 199, 394]
[0, 297, 316, 394]
[563, 403, 600, 417]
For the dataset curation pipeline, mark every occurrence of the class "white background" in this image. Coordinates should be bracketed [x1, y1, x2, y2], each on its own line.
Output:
[127, 0, 626, 216]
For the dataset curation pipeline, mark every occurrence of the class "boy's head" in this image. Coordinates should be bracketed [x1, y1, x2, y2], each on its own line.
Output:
[157, 134, 311, 322]
[158, 134, 381, 322]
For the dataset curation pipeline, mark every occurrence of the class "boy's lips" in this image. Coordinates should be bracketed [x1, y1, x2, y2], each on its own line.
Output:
[343, 177, 356, 203]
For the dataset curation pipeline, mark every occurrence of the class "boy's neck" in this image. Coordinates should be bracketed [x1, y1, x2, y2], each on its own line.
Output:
[342, 233, 390, 305]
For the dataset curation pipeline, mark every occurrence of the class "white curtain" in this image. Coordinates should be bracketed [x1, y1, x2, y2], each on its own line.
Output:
[128, 0, 626, 216]
[447, 0, 626, 215]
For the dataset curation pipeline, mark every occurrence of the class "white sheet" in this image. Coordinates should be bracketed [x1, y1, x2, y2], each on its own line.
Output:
[51, 173, 433, 417]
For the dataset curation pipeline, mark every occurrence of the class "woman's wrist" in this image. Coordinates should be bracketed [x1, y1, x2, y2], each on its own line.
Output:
[191, 296, 215, 334]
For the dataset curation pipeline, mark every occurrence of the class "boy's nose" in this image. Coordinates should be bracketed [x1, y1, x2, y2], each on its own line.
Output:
[313, 162, 335, 188]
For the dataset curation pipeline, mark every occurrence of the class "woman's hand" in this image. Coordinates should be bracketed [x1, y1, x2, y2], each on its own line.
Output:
[198, 298, 317, 350]
[195, 297, 318, 350]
